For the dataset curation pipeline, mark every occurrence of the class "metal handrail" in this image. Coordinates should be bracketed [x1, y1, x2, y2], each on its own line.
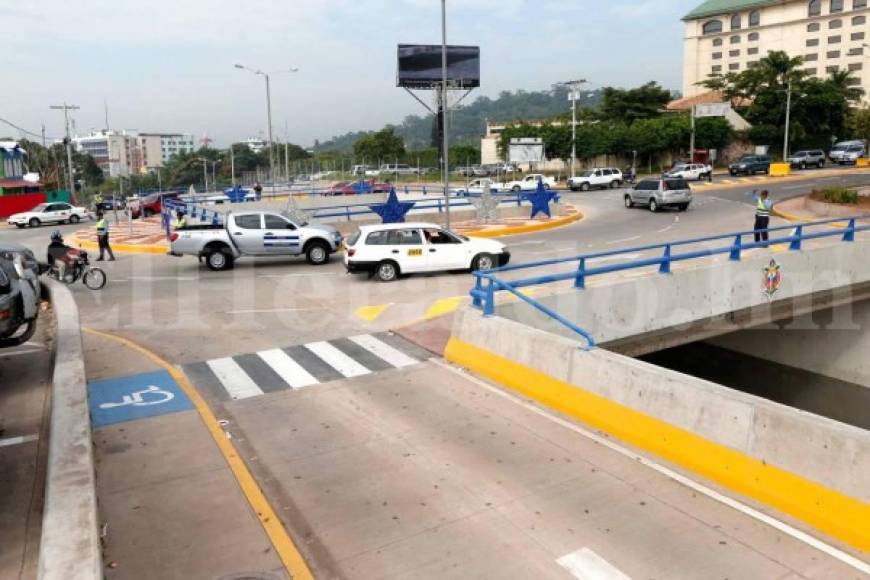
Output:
[470, 215, 870, 349]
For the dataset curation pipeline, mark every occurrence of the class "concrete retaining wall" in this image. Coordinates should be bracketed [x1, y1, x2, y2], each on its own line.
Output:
[38, 282, 102, 580]
[496, 237, 870, 354]
[708, 299, 870, 388]
[450, 307, 870, 503]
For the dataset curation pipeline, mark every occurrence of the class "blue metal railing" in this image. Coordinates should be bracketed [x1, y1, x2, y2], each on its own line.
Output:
[309, 194, 528, 221]
[470, 216, 870, 350]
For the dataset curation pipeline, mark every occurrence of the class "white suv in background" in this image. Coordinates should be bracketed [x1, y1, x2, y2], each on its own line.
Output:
[344, 223, 510, 282]
[664, 163, 712, 181]
[567, 168, 623, 191]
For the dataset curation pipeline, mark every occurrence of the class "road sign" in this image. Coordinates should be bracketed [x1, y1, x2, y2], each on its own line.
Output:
[88, 370, 193, 428]
[695, 103, 730, 118]
[509, 138, 545, 163]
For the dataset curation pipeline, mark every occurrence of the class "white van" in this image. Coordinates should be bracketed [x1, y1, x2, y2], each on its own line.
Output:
[829, 140, 867, 164]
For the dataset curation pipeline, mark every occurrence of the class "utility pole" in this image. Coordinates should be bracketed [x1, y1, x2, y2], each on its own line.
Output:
[689, 104, 696, 163]
[285, 143, 289, 184]
[783, 80, 793, 161]
[50, 103, 80, 195]
[41, 124, 46, 148]
[230, 146, 236, 187]
[441, 0, 451, 228]
[564, 79, 587, 179]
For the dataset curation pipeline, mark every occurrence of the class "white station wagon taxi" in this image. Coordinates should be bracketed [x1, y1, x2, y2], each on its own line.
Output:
[344, 222, 510, 282]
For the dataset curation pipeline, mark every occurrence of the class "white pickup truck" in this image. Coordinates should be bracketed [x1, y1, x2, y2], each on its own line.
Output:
[169, 210, 343, 271]
[498, 174, 556, 192]
[453, 178, 506, 196]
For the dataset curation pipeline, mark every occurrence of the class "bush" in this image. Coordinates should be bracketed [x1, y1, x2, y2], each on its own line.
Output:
[817, 187, 859, 204]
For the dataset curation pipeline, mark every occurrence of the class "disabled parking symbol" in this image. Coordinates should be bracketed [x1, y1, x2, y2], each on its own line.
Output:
[88, 370, 193, 428]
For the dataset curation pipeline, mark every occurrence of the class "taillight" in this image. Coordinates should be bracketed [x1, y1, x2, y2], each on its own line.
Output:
[0, 309, 9, 320]
[170, 233, 179, 242]
[347, 249, 356, 257]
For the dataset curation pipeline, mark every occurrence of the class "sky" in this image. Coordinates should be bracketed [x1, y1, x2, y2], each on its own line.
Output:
[0, 0, 700, 148]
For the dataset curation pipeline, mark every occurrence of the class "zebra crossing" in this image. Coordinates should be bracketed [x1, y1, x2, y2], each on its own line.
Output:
[183, 332, 431, 402]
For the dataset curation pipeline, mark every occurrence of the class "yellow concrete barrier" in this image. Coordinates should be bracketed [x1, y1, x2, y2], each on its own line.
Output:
[769, 162, 791, 177]
[857, 158, 869, 168]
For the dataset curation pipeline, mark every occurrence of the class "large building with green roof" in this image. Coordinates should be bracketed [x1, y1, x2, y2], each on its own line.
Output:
[682, 0, 869, 97]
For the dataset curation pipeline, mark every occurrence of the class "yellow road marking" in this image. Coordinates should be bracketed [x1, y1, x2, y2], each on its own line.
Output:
[444, 337, 870, 552]
[425, 297, 465, 319]
[720, 179, 736, 184]
[355, 303, 393, 322]
[83, 328, 315, 580]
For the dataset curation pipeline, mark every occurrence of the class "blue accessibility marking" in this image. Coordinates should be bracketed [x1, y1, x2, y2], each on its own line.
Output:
[88, 370, 193, 428]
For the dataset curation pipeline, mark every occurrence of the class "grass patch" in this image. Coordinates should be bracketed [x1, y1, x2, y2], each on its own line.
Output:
[814, 187, 860, 204]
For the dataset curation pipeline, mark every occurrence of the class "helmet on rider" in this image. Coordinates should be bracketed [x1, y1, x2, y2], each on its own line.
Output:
[51, 230, 63, 243]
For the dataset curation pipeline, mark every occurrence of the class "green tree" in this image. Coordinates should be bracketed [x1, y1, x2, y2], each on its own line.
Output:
[352, 128, 406, 163]
[600, 82, 673, 123]
[846, 105, 870, 142]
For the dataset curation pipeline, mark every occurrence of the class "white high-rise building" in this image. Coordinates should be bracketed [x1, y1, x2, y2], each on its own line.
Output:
[682, 0, 869, 98]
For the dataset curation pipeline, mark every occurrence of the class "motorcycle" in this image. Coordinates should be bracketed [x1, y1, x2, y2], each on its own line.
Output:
[48, 249, 107, 290]
[0, 251, 44, 348]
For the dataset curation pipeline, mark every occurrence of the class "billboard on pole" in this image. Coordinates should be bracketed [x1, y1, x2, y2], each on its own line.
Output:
[509, 138, 545, 163]
[397, 45, 481, 88]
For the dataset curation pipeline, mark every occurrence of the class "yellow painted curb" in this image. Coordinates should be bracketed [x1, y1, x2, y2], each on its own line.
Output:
[355, 303, 393, 322]
[444, 336, 870, 552]
[464, 206, 584, 239]
[772, 202, 852, 229]
[76, 239, 169, 255]
[83, 328, 315, 580]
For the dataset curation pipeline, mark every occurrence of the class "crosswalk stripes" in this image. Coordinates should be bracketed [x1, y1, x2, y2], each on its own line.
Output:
[184, 332, 429, 402]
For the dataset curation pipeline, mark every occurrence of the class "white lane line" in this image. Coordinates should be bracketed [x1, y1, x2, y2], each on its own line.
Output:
[433, 360, 870, 575]
[605, 235, 641, 246]
[0, 434, 39, 448]
[257, 349, 319, 389]
[305, 341, 371, 378]
[206, 358, 264, 400]
[225, 307, 327, 315]
[349, 334, 418, 368]
[0, 349, 43, 358]
[557, 548, 631, 580]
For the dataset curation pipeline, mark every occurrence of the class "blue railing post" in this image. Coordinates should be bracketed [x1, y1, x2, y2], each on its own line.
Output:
[729, 234, 742, 261]
[438, 199, 443, 213]
[659, 244, 672, 274]
[212, 212, 219, 226]
[789, 225, 804, 251]
[574, 257, 587, 289]
[483, 280, 496, 316]
[346, 206, 351, 222]
[423, 185, 427, 195]
[472, 276, 484, 308]
[844, 218, 856, 242]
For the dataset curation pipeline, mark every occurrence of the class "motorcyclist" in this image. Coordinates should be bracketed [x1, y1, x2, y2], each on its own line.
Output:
[47, 230, 78, 281]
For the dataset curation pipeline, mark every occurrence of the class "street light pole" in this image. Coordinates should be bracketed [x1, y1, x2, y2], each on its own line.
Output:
[235, 63, 298, 194]
[563, 79, 586, 179]
[441, 0, 451, 229]
[783, 80, 793, 161]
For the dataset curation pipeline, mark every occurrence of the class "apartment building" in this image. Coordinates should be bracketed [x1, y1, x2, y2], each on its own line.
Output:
[683, 0, 869, 97]
[74, 131, 138, 178]
[136, 133, 195, 172]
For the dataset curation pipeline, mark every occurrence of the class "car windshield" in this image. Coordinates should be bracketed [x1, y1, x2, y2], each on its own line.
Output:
[346, 231, 361, 246]
[672, 165, 689, 171]
[580, 171, 594, 177]
[333, 182, 350, 188]
[832, 145, 847, 151]
[31, 204, 48, 212]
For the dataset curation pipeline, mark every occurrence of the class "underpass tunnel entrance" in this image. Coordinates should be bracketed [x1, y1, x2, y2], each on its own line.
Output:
[634, 301, 870, 431]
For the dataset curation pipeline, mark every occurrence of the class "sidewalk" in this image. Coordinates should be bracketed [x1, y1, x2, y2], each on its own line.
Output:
[70, 204, 584, 255]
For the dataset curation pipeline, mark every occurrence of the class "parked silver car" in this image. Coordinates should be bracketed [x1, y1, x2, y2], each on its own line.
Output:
[787, 149, 826, 169]
[624, 178, 692, 212]
[0, 242, 42, 347]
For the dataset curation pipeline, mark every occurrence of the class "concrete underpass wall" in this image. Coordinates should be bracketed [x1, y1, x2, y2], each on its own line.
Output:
[708, 299, 870, 388]
[496, 238, 870, 354]
[449, 308, 870, 504]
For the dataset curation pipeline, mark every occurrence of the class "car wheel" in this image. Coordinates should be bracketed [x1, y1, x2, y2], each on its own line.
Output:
[15, 224, 25, 229]
[624, 195, 634, 209]
[28, 218, 40, 228]
[610, 181, 619, 189]
[69, 214, 80, 224]
[569, 186, 579, 192]
[819, 161, 825, 168]
[205, 248, 232, 271]
[376, 260, 399, 282]
[544, 184, 551, 190]
[649, 198, 659, 213]
[580, 182, 590, 192]
[305, 241, 330, 265]
[512, 185, 521, 192]
[800, 162, 806, 170]
[678, 203, 689, 212]
[143, 209, 154, 218]
[472, 253, 495, 271]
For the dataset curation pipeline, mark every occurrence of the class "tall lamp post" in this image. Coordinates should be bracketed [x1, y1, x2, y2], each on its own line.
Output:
[234, 63, 299, 191]
[440, 0, 451, 228]
[561, 79, 587, 179]
[782, 79, 793, 162]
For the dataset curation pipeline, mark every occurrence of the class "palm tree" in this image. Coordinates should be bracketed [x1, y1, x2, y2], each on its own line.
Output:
[826, 69, 864, 103]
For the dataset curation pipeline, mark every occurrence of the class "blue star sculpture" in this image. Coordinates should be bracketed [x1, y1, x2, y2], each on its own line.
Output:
[370, 187, 416, 224]
[523, 178, 559, 219]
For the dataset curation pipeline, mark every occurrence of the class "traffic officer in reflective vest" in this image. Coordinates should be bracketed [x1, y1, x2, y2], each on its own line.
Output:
[174, 210, 188, 230]
[751, 189, 773, 243]
[95, 212, 116, 261]
[93, 191, 104, 212]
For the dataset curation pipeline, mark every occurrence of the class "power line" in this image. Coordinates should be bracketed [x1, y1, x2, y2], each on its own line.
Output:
[0, 116, 60, 141]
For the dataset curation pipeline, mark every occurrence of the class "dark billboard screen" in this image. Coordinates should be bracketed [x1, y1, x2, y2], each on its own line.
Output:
[397, 44, 480, 88]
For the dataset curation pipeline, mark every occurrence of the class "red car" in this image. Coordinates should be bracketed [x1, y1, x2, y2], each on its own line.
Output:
[129, 192, 179, 219]
[323, 180, 392, 196]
